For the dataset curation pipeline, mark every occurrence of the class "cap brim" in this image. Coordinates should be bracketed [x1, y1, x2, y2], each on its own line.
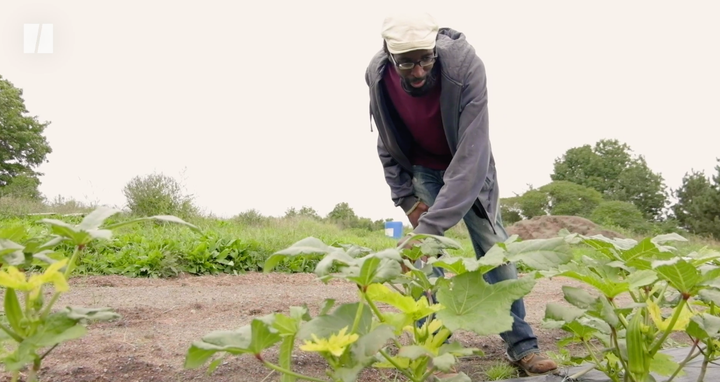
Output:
[387, 41, 436, 55]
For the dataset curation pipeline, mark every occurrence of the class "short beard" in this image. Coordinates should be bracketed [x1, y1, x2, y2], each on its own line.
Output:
[400, 68, 438, 97]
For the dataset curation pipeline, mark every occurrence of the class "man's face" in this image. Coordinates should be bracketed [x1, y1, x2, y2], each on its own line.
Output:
[389, 49, 437, 97]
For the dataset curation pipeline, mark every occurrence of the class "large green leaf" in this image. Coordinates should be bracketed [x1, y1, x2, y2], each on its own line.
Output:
[650, 352, 683, 377]
[698, 289, 720, 305]
[184, 318, 281, 369]
[685, 249, 720, 267]
[39, 219, 92, 245]
[545, 302, 585, 324]
[651, 233, 688, 245]
[619, 238, 660, 262]
[77, 206, 121, 230]
[428, 257, 480, 275]
[344, 254, 403, 287]
[652, 258, 700, 294]
[686, 313, 720, 339]
[0, 238, 25, 266]
[264, 237, 344, 273]
[3, 288, 25, 337]
[272, 306, 309, 337]
[298, 303, 372, 340]
[550, 263, 629, 298]
[562, 286, 597, 309]
[587, 295, 620, 329]
[400, 234, 462, 261]
[103, 214, 201, 232]
[627, 270, 658, 289]
[61, 306, 121, 323]
[185, 325, 252, 368]
[503, 237, 574, 270]
[350, 324, 396, 364]
[436, 270, 536, 336]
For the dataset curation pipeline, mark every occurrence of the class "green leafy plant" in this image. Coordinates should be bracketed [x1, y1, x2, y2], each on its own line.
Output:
[184, 233, 574, 381]
[0, 206, 200, 381]
[541, 230, 720, 382]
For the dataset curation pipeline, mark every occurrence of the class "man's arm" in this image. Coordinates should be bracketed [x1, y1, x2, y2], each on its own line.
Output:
[377, 134, 418, 213]
[413, 55, 491, 236]
[366, 61, 418, 214]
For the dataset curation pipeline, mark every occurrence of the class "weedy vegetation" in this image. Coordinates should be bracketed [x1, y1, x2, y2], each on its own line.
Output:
[0, 206, 199, 382]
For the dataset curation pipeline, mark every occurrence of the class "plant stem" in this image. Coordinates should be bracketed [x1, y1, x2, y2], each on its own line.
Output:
[39, 292, 61, 319]
[361, 290, 404, 349]
[665, 341, 701, 382]
[0, 323, 23, 343]
[419, 366, 437, 381]
[582, 338, 605, 371]
[650, 298, 687, 354]
[379, 349, 419, 382]
[39, 343, 59, 361]
[27, 368, 37, 382]
[10, 371, 18, 382]
[262, 360, 329, 382]
[611, 327, 629, 377]
[697, 355, 709, 382]
[362, 290, 385, 322]
[64, 246, 82, 278]
[351, 290, 365, 334]
[388, 283, 405, 295]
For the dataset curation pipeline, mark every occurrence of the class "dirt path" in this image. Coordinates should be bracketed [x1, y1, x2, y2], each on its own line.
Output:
[6, 272, 599, 382]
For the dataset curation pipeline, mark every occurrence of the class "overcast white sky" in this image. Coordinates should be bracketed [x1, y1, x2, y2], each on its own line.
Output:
[2, 0, 719, 223]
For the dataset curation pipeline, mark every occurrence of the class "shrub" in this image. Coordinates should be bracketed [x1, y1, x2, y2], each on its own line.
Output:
[590, 200, 647, 230]
[499, 197, 523, 224]
[513, 181, 605, 219]
[233, 209, 271, 226]
[122, 172, 198, 219]
[540, 181, 604, 217]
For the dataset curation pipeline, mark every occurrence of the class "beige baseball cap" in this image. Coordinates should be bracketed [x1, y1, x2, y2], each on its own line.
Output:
[381, 13, 439, 54]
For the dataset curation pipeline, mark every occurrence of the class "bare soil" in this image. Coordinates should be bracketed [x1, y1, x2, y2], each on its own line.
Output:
[506, 215, 625, 241]
[2, 272, 621, 382]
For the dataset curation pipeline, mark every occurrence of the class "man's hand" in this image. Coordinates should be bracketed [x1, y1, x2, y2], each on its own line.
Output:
[407, 201, 429, 228]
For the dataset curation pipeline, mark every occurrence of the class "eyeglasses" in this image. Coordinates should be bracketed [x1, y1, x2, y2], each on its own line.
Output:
[390, 53, 437, 71]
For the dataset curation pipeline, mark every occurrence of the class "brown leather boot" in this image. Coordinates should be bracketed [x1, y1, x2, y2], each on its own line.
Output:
[510, 352, 558, 376]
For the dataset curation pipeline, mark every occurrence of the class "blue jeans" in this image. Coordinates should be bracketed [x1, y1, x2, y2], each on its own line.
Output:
[410, 165, 539, 362]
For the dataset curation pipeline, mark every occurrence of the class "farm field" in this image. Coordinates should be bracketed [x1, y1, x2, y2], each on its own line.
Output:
[2, 211, 719, 381]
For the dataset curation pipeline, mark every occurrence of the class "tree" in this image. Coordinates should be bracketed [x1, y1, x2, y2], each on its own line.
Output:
[551, 139, 668, 220]
[0, 170, 43, 200]
[590, 200, 647, 231]
[672, 160, 720, 239]
[327, 202, 357, 221]
[122, 172, 198, 219]
[0, 75, 52, 191]
[514, 181, 604, 219]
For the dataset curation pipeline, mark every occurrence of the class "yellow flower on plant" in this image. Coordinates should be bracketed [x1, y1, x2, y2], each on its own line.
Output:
[0, 258, 70, 302]
[646, 299, 694, 332]
[299, 326, 359, 357]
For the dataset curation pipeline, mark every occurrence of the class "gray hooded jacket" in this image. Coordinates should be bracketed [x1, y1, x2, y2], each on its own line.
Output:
[364, 27, 500, 236]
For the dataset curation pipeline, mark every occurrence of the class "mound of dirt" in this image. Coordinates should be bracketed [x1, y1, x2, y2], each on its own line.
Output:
[506, 215, 624, 240]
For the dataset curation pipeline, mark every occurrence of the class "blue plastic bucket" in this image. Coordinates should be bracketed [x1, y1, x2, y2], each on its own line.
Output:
[384, 221, 404, 240]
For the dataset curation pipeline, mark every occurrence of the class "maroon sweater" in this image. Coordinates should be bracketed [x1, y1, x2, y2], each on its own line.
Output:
[383, 67, 452, 170]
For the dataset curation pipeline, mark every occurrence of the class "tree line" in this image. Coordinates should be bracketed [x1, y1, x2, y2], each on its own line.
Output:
[500, 138, 720, 240]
